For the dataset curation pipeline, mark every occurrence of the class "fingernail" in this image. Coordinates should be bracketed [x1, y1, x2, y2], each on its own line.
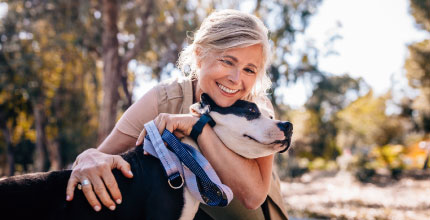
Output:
[109, 205, 116, 211]
[136, 141, 139, 146]
[116, 199, 122, 204]
[66, 195, 70, 201]
[94, 205, 101, 212]
[128, 170, 133, 176]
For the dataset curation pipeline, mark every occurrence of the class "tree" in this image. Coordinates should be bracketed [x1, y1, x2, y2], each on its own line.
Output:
[0, 0, 327, 174]
[406, 0, 430, 134]
[336, 91, 403, 149]
[0, 0, 101, 172]
[304, 74, 365, 159]
[405, 39, 430, 133]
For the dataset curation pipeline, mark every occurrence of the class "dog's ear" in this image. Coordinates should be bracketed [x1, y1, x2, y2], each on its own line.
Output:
[190, 103, 202, 116]
[200, 93, 215, 107]
[190, 102, 210, 116]
[189, 93, 213, 116]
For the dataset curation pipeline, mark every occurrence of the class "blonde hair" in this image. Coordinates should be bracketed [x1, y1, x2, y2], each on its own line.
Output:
[177, 9, 272, 100]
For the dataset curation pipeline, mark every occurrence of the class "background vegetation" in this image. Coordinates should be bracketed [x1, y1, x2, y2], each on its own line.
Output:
[0, 0, 429, 184]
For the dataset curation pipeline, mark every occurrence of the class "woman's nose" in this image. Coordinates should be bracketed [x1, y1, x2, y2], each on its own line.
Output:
[227, 69, 240, 84]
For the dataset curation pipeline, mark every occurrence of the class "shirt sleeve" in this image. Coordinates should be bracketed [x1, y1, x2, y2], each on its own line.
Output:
[115, 86, 159, 138]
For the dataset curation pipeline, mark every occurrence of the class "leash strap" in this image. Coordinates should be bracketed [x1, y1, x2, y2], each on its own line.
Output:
[143, 120, 233, 207]
[144, 122, 184, 189]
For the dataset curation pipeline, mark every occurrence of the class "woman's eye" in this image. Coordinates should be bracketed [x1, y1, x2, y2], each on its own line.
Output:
[220, 59, 233, 65]
[244, 68, 256, 74]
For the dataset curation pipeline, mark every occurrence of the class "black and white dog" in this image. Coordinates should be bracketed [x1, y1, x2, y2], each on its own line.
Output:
[0, 94, 292, 220]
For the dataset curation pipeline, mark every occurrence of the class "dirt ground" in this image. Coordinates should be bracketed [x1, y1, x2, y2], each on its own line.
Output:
[281, 171, 430, 220]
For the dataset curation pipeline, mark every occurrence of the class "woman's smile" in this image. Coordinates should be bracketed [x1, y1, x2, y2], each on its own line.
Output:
[216, 82, 241, 96]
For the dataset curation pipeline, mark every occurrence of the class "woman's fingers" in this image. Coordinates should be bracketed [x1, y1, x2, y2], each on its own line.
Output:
[112, 155, 133, 178]
[173, 131, 185, 139]
[154, 114, 165, 135]
[91, 176, 117, 210]
[102, 171, 123, 205]
[66, 174, 79, 201]
[96, 155, 133, 207]
[80, 177, 102, 212]
[136, 128, 146, 146]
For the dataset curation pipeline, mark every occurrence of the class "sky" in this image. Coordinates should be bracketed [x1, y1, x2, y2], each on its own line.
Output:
[281, 0, 429, 107]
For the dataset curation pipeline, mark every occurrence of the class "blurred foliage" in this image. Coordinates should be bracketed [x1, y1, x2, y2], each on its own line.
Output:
[406, 0, 430, 133]
[409, 0, 430, 32]
[277, 0, 430, 179]
[1, 0, 429, 179]
[0, 0, 324, 175]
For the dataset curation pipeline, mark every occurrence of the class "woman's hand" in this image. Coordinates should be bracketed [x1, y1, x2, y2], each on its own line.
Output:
[136, 113, 198, 146]
[65, 148, 134, 212]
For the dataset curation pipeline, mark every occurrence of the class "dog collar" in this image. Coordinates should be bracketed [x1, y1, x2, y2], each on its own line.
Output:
[190, 114, 216, 143]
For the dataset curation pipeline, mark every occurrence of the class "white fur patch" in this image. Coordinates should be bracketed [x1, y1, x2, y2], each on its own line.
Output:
[210, 111, 285, 158]
[179, 188, 200, 220]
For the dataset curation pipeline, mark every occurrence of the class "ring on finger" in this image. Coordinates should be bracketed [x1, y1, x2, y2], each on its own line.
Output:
[77, 179, 90, 190]
[82, 179, 91, 186]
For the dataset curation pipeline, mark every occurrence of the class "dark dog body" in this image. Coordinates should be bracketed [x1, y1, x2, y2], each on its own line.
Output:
[0, 146, 186, 220]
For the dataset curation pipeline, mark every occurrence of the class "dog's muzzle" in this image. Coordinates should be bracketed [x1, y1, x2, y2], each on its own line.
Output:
[277, 122, 293, 153]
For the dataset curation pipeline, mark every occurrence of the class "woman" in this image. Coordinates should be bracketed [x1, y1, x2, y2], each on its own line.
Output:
[66, 9, 288, 220]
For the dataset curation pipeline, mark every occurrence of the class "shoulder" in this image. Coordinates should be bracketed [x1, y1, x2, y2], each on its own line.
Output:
[155, 76, 194, 114]
[156, 76, 192, 100]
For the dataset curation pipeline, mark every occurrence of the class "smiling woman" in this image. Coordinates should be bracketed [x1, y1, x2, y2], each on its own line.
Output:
[196, 44, 262, 107]
[66, 9, 289, 220]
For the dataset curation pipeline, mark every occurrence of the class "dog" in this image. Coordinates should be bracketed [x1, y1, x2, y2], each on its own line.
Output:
[0, 93, 293, 220]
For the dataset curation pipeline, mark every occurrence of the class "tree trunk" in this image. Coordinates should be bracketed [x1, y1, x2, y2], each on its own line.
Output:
[48, 139, 61, 171]
[98, 0, 121, 144]
[33, 100, 49, 172]
[1, 125, 14, 176]
[97, 0, 153, 143]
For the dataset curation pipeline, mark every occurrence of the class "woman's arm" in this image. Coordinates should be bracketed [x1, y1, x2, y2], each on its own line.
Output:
[66, 87, 159, 211]
[97, 128, 136, 154]
[197, 125, 273, 209]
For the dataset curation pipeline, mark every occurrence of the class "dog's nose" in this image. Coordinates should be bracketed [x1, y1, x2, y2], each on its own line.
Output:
[277, 121, 293, 136]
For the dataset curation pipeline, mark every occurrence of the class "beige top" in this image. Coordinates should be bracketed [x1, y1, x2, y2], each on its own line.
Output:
[116, 77, 288, 220]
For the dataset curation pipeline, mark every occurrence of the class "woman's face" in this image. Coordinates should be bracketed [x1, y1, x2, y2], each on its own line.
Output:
[196, 44, 263, 107]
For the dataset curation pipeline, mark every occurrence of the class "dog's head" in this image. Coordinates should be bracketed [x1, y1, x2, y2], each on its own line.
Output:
[190, 93, 293, 159]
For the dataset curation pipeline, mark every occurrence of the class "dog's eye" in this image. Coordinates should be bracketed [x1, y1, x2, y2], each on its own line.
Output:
[249, 107, 255, 113]
[269, 116, 273, 119]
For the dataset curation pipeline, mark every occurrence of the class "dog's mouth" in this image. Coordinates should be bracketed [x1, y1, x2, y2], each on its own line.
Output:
[243, 134, 291, 152]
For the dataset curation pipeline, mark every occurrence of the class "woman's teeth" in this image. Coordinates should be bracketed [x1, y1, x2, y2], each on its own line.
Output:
[217, 83, 239, 94]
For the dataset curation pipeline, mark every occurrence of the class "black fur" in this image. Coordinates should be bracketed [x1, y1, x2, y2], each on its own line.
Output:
[0, 146, 185, 220]
[201, 93, 261, 120]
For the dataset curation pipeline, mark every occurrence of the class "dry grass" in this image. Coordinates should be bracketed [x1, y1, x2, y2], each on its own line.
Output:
[281, 171, 430, 220]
